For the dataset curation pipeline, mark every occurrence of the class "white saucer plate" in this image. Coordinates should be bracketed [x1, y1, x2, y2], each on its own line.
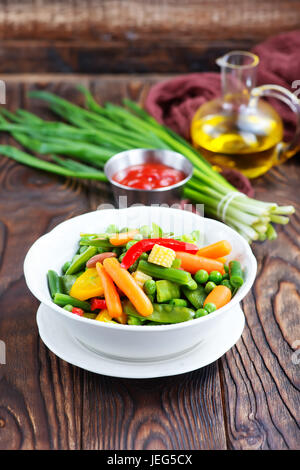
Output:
[37, 302, 245, 379]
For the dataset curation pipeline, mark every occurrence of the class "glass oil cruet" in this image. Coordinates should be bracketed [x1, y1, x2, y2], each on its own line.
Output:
[190, 51, 300, 178]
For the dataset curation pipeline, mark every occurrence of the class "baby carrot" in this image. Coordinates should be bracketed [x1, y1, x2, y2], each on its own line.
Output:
[216, 257, 227, 264]
[109, 229, 139, 246]
[103, 257, 153, 317]
[196, 240, 232, 259]
[175, 252, 225, 275]
[203, 285, 232, 310]
[96, 262, 123, 318]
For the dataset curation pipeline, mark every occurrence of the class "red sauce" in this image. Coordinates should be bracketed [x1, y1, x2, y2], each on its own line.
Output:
[112, 163, 186, 190]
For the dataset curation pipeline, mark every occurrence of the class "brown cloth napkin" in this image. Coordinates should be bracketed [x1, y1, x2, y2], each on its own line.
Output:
[145, 31, 300, 195]
[145, 31, 300, 142]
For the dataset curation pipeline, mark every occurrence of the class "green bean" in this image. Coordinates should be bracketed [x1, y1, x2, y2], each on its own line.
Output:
[119, 252, 126, 263]
[182, 285, 207, 309]
[138, 260, 197, 290]
[65, 246, 97, 274]
[80, 239, 113, 249]
[221, 279, 234, 292]
[62, 261, 71, 274]
[169, 299, 188, 307]
[83, 313, 97, 319]
[128, 315, 143, 325]
[156, 280, 180, 303]
[229, 261, 244, 288]
[61, 272, 83, 295]
[123, 301, 195, 324]
[53, 293, 90, 311]
[47, 270, 63, 298]
[128, 260, 139, 273]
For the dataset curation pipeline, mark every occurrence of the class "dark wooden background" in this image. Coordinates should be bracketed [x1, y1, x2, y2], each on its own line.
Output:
[0, 0, 299, 74]
[0, 0, 299, 450]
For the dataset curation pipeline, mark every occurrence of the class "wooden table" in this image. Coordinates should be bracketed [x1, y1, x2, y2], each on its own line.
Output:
[0, 75, 299, 450]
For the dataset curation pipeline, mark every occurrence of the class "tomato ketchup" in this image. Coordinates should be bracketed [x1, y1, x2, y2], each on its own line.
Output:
[112, 163, 186, 190]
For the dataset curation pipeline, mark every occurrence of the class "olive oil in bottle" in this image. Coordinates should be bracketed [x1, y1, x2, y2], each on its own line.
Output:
[191, 51, 298, 178]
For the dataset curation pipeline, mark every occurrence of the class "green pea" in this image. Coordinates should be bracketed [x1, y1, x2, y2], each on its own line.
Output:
[208, 271, 223, 284]
[194, 269, 209, 284]
[195, 308, 208, 318]
[169, 299, 188, 307]
[126, 240, 138, 250]
[97, 247, 106, 254]
[139, 253, 149, 261]
[63, 304, 73, 312]
[204, 281, 216, 294]
[144, 279, 156, 296]
[204, 302, 216, 313]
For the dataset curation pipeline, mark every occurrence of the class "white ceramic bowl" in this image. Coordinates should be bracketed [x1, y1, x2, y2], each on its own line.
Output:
[24, 206, 257, 361]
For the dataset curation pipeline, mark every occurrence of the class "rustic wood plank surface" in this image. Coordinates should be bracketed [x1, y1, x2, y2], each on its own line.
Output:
[0, 75, 299, 450]
[0, 0, 299, 73]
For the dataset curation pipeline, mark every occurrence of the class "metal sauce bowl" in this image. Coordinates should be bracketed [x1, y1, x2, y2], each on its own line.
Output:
[104, 149, 193, 207]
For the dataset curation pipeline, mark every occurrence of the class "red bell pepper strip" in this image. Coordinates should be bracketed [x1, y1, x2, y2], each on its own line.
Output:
[90, 298, 107, 311]
[120, 238, 199, 270]
[72, 307, 84, 316]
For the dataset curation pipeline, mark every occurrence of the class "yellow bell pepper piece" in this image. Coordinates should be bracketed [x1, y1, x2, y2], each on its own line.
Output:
[70, 268, 104, 301]
[95, 309, 117, 323]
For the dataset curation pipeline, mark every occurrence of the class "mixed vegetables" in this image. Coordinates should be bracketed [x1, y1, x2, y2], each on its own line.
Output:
[47, 224, 245, 325]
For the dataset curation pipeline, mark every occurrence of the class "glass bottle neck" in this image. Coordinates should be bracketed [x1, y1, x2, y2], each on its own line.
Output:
[217, 51, 258, 108]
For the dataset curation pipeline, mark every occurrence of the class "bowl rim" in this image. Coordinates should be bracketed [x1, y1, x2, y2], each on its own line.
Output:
[24, 206, 257, 331]
[104, 148, 194, 193]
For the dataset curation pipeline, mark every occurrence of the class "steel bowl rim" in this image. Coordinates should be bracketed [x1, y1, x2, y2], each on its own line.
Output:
[104, 148, 194, 193]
